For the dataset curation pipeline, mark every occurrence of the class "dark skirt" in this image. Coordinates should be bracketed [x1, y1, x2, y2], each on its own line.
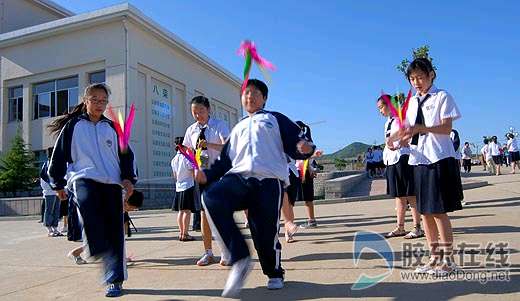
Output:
[172, 186, 196, 212]
[301, 173, 314, 202]
[492, 155, 502, 165]
[386, 154, 415, 198]
[414, 157, 464, 214]
[510, 151, 520, 162]
[59, 199, 68, 217]
[286, 172, 303, 205]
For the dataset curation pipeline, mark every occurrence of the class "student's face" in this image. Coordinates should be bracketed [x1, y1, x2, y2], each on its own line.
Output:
[191, 104, 210, 125]
[408, 70, 435, 95]
[377, 100, 390, 117]
[242, 85, 266, 114]
[85, 88, 108, 120]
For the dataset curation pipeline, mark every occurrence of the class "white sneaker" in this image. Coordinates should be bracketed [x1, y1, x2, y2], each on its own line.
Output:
[221, 256, 252, 298]
[267, 278, 284, 290]
[414, 257, 437, 274]
[432, 259, 460, 276]
[61, 226, 68, 233]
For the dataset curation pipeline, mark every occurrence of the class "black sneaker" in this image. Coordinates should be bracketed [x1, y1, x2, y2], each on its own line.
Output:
[105, 282, 123, 297]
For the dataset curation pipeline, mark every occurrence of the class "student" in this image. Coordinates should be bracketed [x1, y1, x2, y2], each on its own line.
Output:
[461, 142, 473, 173]
[295, 121, 320, 229]
[171, 137, 196, 242]
[399, 58, 463, 275]
[183, 96, 231, 266]
[489, 136, 501, 175]
[377, 95, 423, 239]
[364, 148, 375, 178]
[195, 79, 315, 297]
[281, 158, 303, 243]
[481, 138, 494, 174]
[506, 133, 519, 174]
[48, 83, 137, 298]
[40, 147, 62, 237]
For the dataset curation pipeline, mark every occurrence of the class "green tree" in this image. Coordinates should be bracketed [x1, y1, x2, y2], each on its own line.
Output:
[0, 130, 39, 194]
[334, 158, 347, 171]
[397, 45, 436, 76]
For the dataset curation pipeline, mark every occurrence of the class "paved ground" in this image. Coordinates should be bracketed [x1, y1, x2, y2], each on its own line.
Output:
[1, 170, 519, 300]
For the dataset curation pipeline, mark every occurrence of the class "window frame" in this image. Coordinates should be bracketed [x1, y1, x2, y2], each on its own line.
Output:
[7, 86, 23, 122]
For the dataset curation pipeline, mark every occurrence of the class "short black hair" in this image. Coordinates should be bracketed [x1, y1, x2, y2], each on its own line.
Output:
[483, 138, 489, 144]
[246, 79, 268, 99]
[127, 190, 144, 208]
[406, 58, 436, 81]
[190, 96, 210, 109]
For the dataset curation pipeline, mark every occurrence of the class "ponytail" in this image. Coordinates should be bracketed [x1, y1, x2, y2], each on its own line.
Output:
[47, 102, 86, 136]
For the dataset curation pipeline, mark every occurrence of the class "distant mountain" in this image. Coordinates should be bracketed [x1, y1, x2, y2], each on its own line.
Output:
[321, 142, 373, 160]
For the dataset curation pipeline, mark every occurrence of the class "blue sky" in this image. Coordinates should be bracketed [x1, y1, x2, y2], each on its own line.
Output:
[54, 0, 520, 153]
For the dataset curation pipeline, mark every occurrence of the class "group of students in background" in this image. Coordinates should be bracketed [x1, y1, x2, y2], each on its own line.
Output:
[479, 134, 519, 176]
[364, 146, 385, 178]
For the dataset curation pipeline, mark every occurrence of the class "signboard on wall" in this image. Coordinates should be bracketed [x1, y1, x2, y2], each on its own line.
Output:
[151, 78, 173, 178]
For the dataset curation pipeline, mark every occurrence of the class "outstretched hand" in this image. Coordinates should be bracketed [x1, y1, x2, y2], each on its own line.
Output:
[297, 140, 315, 155]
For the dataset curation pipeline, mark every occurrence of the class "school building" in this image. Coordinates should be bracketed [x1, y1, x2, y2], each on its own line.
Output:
[0, 0, 242, 193]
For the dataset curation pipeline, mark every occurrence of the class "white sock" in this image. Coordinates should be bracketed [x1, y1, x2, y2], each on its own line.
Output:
[206, 249, 213, 256]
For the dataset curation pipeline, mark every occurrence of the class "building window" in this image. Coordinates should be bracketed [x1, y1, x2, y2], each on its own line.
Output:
[8, 86, 23, 122]
[33, 76, 78, 119]
[89, 70, 105, 84]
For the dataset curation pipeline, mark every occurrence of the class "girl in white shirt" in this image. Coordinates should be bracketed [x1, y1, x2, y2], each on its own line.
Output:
[488, 136, 502, 175]
[399, 58, 463, 275]
[171, 137, 196, 242]
[377, 95, 423, 239]
[506, 133, 519, 173]
[183, 96, 231, 266]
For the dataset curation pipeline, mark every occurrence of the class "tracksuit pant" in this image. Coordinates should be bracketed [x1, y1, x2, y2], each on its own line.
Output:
[73, 179, 126, 284]
[203, 174, 285, 279]
[43, 195, 60, 228]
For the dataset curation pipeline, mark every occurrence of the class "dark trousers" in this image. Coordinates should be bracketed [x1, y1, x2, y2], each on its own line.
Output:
[74, 179, 126, 284]
[67, 189, 82, 241]
[203, 174, 284, 279]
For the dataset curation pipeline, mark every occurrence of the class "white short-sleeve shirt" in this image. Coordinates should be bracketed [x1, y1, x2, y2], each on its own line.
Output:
[489, 142, 500, 156]
[481, 145, 492, 160]
[406, 86, 462, 165]
[170, 153, 194, 191]
[183, 117, 230, 166]
[507, 138, 518, 152]
[383, 117, 411, 166]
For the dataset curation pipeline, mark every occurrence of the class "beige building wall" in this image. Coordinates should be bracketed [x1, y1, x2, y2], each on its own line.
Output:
[1, 20, 126, 152]
[0, 8, 241, 183]
[0, 0, 69, 34]
[125, 19, 241, 182]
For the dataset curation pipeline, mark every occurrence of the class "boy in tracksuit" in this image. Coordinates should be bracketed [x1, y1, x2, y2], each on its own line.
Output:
[195, 79, 315, 298]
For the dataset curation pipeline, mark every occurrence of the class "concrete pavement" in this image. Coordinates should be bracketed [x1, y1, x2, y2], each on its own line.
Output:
[0, 171, 519, 300]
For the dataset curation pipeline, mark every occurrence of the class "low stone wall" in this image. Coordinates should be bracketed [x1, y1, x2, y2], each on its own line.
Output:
[324, 174, 365, 199]
[0, 183, 175, 216]
[0, 197, 43, 216]
[314, 171, 361, 199]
